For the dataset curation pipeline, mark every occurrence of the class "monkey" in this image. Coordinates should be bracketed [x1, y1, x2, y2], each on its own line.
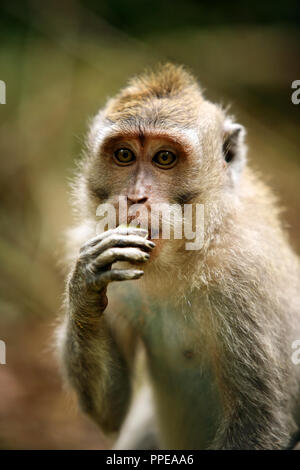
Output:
[56, 63, 300, 450]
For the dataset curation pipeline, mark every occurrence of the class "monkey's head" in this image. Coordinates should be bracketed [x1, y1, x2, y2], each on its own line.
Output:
[79, 64, 246, 265]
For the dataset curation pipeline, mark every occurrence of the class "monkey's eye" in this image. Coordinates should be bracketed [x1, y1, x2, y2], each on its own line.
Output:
[113, 148, 135, 166]
[152, 151, 177, 169]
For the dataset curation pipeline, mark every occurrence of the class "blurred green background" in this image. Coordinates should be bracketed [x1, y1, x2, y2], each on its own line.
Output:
[0, 0, 299, 449]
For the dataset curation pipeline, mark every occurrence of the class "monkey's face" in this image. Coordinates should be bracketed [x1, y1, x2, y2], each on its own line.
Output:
[86, 101, 246, 261]
[87, 129, 200, 254]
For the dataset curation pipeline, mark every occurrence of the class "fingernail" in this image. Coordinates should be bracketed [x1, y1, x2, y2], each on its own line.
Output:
[134, 270, 144, 276]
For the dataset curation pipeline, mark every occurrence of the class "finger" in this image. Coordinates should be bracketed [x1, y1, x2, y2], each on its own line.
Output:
[92, 247, 150, 269]
[80, 227, 149, 254]
[86, 269, 144, 288]
[100, 269, 144, 283]
[96, 226, 149, 242]
[84, 234, 155, 258]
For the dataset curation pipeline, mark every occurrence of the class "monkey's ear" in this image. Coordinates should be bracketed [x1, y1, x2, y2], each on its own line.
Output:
[222, 119, 247, 184]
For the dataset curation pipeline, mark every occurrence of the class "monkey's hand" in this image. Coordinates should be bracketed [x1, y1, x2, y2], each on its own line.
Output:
[68, 226, 155, 322]
[60, 226, 155, 432]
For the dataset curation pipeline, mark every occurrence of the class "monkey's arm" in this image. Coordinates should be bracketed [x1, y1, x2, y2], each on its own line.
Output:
[59, 305, 132, 434]
[206, 281, 295, 450]
[58, 226, 154, 434]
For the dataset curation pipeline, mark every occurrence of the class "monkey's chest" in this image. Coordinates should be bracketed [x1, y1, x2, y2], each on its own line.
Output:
[140, 310, 222, 449]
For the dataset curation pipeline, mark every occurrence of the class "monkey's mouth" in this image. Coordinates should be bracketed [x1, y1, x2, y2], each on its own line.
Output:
[125, 215, 161, 240]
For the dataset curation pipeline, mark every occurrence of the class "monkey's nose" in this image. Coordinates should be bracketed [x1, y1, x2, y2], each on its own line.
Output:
[127, 196, 148, 205]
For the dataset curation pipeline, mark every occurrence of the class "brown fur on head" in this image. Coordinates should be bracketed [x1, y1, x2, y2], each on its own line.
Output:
[72, 63, 247, 271]
[104, 63, 203, 126]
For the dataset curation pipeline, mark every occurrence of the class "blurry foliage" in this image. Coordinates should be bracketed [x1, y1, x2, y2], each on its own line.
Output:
[0, 0, 299, 449]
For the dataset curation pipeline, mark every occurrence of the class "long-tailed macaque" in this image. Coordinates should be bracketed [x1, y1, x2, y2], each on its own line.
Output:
[56, 64, 300, 449]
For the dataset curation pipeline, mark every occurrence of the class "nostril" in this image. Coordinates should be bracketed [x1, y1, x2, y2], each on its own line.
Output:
[137, 197, 148, 204]
[128, 196, 148, 205]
